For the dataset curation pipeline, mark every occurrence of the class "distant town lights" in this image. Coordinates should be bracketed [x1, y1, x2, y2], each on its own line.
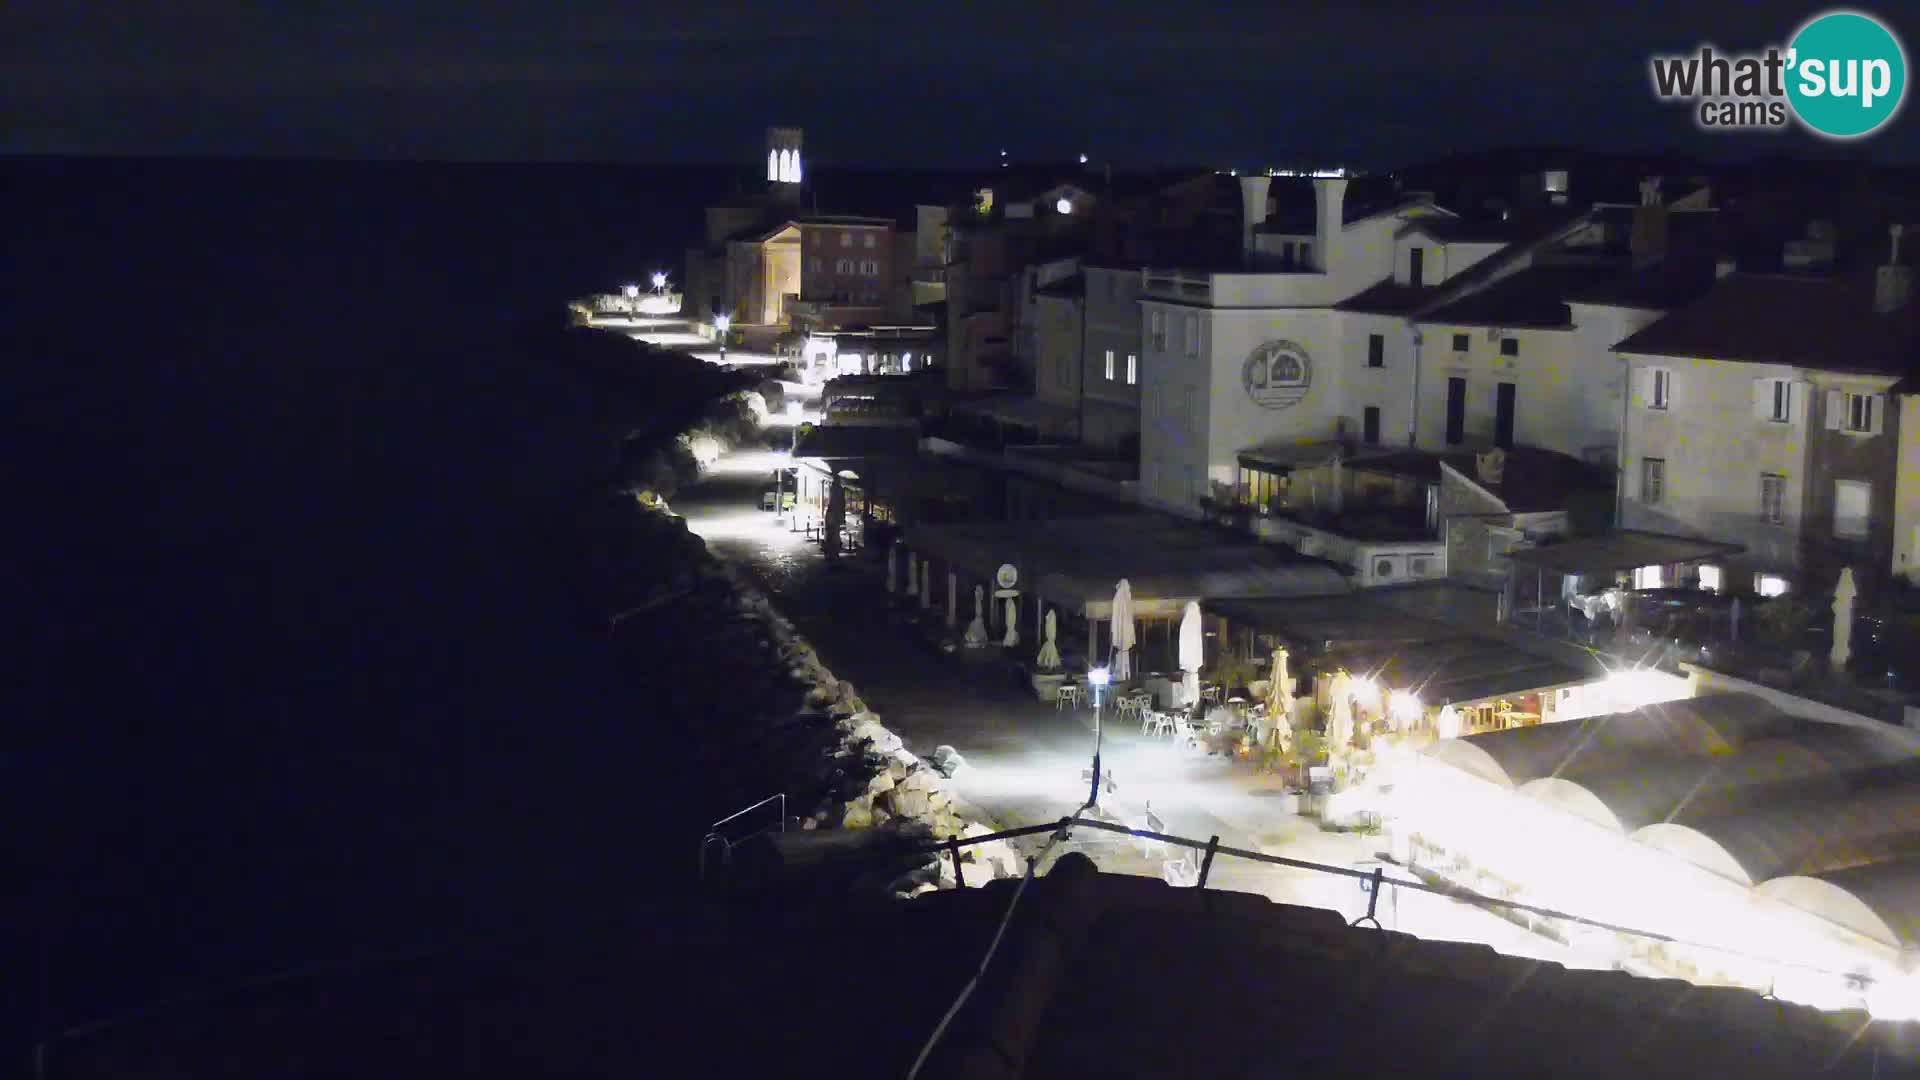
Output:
[1078, 153, 1089, 164]
[623, 284, 639, 298]
[1268, 168, 1349, 179]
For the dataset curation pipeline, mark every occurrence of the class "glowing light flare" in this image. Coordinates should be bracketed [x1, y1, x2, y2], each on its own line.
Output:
[650, 271, 668, 291]
[1388, 690, 1423, 732]
[623, 283, 639, 298]
[1055, 197, 1073, 214]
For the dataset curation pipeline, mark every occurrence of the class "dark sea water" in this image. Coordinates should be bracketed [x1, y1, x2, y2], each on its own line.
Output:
[2, 156, 782, 1062]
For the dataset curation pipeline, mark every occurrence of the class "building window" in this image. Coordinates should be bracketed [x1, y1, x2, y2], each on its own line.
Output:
[1183, 313, 1199, 357]
[1761, 379, 1791, 422]
[1633, 564, 1666, 590]
[1363, 405, 1381, 444]
[863, 234, 875, 249]
[1108, 275, 1118, 300]
[1500, 338, 1519, 358]
[1760, 473, 1787, 525]
[1104, 349, 1115, 380]
[1755, 573, 1790, 597]
[1126, 353, 1137, 385]
[1649, 368, 1671, 410]
[840, 233, 851, 247]
[1848, 393, 1874, 431]
[1149, 310, 1166, 350]
[1834, 479, 1871, 540]
[1640, 457, 1665, 504]
[1368, 334, 1385, 367]
[1299, 242, 1313, 264]
[1452, 333, 1469, 352]
[1697, 565, 1723, 592]
[809, 257, 823, 273]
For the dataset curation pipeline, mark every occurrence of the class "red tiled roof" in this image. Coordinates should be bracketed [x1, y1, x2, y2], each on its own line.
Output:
[1614, 269, 1920, 376]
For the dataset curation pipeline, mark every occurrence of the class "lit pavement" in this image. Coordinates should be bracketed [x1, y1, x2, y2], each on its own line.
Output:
[676, 444, 1600, 966]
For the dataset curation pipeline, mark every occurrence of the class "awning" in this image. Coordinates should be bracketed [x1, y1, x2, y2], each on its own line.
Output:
[790, 424, 921, 460]
[1504, 530, 1744, 576]
[903, 514, 1350, 619]
[1236, 440, 1343, 473]
[1210, 594, 1601, 706]
[952, 394, 1078, 431]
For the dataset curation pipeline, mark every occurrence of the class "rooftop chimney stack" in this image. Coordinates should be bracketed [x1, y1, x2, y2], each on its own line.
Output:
[1875, 224, 1912, 314]
[1631, 176, 1670, 269]
[1312, 175, 1349, 273]
[1238, 175, 1272, 266]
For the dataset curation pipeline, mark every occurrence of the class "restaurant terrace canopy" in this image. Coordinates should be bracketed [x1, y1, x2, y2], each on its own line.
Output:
[902, 514, 1349, 620]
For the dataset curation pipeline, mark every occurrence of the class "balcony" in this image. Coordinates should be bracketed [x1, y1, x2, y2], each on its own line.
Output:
[1142, 270, 1212, 303]
[911, 265, 947, 285]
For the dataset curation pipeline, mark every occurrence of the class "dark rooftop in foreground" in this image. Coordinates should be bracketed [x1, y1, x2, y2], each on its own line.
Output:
[50, 857, 1919, 1078]
[1565, 253, 1723, 310]
[1614, 268, 1920, 375]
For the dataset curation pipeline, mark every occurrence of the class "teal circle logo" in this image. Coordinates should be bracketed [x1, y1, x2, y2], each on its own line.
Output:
[1787, 10, 1907, 139]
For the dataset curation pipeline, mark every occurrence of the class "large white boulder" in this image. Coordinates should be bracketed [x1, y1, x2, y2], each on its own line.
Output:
[842, 795, 874, 830]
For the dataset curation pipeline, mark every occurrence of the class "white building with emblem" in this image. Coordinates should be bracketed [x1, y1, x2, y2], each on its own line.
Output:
[1138, 174, 1454, 513]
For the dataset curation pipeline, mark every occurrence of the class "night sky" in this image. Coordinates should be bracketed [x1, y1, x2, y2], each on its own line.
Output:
[8, 1, 1918, 168]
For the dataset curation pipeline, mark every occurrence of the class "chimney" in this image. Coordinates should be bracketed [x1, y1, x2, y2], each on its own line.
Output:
[1312, 175, 1349, 273]
[1238, 175, 1272, 265]
[1875, 224, 1912, 314]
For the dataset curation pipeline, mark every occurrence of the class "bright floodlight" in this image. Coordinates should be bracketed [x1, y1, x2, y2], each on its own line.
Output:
[1078, 153, 1089, 164]
[1088, 666, 1110, 687]
[1056, 197, 1073, 214]
[650, 271, 668, 291]
[623, 284, 639, 298]
[714, 313, 732, 333]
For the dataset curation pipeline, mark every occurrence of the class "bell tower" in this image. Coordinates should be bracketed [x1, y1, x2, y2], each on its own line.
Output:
[767, 126, 803, 204]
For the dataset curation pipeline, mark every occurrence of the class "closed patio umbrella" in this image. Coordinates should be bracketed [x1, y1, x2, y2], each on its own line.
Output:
[1110, 579, 1136, 681]
[1002, 597, 1020, 648]
[1178, 600, 1204, 709]
[1325, 669, 1355, 758]
[1036, 609, 1061, 671]
[965, 584, 989, 645]
[1267, 646, 1295, 744]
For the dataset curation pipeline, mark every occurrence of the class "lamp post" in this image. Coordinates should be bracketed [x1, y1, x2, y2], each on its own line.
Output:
[622, 283, 639, 318]
[650, 271, 668, 295]
[714, 312, 732, 364]
[1087, 665, 1110, 808]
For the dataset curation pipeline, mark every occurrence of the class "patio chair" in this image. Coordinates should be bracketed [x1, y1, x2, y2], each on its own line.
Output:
[1163, 851, 1200, 887]
[1115, 696, 1142, 724]
[1169, 710, 1199, 750]
[1143, 709, 1173, 739]
[1055, 683, 1083, 711]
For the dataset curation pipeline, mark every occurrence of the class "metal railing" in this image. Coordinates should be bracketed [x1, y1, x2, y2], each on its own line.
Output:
[698, 793, 787, 882]
[727, 812, 1891, 993]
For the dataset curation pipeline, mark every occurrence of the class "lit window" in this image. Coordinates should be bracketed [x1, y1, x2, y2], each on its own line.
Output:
[1640, 457, 1665, 504]
[1649, 368, 1671, 410]
[863, 234, 875, 249]
[1632, 564, 1665, 590]
[1126, 353, 1137, 385]
[1697, 565, 1722, 592]
[1755, 574, 1790, 598]
[1835, 479, 1871, 540]
[1105, 349, 1115, 380]
[840, 234, 851, 247]
[1760, 472, 1786, 524]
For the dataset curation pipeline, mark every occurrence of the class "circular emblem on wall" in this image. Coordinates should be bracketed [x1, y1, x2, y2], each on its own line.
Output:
[995, 563, 1019, 589]
[1242, 340, 1313, 410]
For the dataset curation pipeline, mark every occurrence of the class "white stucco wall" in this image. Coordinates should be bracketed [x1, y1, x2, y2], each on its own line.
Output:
[1897, 393, 1920, 582]
[1339, 312, 1416, 448]
[1620, 353, 1810, 573]
[1393, 237, 1503, 287]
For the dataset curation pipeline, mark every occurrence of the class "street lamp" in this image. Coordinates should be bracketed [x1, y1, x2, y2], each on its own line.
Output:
[623, 283, 639, 317]
[650, 271, 668, 294]
[714, 313, 731, 363]
[1087, 666, 1110, 808]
